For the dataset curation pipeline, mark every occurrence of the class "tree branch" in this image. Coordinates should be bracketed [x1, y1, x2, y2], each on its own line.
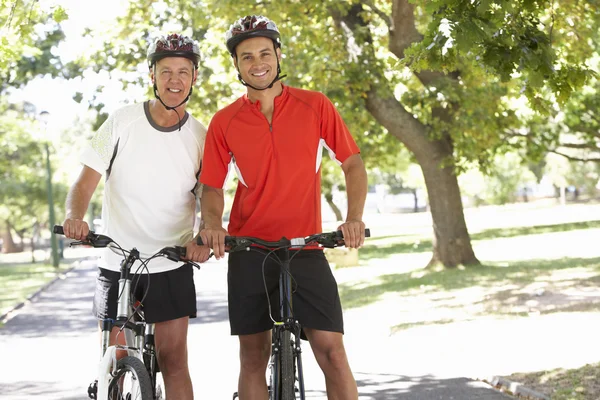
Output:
[389, 0, 459, 86]
[551, 150, 600, 163]
[27, 0, 36, 25]
[569, 123, 600, 138]
[389, 0, 422, 59]
[364, 0, 393, 30]
[6, 0, 20, 30]
[559, 142, 600, 150]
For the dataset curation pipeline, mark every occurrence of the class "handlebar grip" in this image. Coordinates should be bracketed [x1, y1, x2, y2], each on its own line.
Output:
[175, 246, 187, 259]
[335, 229, 371, 239]
[196, 236, 234, 246]
[53, 225, 64, 235]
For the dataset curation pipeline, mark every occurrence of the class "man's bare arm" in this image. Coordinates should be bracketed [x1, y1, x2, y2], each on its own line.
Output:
[340, 154, 368, 248]
[199, 184, 228, 258]
[64, 166, 102, 239]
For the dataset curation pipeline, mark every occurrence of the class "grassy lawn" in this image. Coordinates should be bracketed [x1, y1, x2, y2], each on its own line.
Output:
[0, 263, 68, 318]
[502, 363, 600, 400]
[358, 219, 600, 260]
[338, 211, 600, 399]
[339, 256, 600, 312]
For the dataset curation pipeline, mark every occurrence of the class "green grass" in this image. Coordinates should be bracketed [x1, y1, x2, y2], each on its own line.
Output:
[503, 363, 600, 400]
[339, 256, 600, 310]
[0, 263, 68, 317]
[359, 219, 600, 260]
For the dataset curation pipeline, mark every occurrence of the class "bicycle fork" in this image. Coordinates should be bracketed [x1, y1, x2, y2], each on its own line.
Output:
[279, 249, 306, 400]
[95, 250, 146, 399]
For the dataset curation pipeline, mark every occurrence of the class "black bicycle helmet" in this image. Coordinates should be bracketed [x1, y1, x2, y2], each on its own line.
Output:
[225, 15, 281, 56]
[147, 33, 201, 68]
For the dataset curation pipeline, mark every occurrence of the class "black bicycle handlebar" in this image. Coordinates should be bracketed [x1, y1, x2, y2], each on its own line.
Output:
[53, 225, 187, 261]
[196, 229, 370, 251]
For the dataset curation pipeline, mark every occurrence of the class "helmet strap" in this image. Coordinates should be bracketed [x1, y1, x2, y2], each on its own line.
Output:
[152, 77, 194, 131]
[236, 50, 287, 91]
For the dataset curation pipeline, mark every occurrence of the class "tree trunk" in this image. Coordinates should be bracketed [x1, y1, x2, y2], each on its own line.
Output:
[364, 90, 479, 267]
[30, 235, 36, 263]
[420, 147, 479, 267]
[411, 188, 418, 213]
[335, 1, 480, 268]
[1, 220, 19, 253]
[325, 193, 344, 222]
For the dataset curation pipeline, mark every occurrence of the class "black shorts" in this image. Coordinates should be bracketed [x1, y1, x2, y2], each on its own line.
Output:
[227, 248, 344, 338]
[92, 264, 197, 324]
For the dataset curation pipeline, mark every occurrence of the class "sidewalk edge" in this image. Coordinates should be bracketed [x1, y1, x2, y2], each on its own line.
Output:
[482, 376, 550, 400]
[0, 261, 81, 324]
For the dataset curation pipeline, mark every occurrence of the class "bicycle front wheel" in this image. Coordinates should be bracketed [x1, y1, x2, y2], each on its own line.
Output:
[280, 330, 295, 400]
[108, 356, 154, 400]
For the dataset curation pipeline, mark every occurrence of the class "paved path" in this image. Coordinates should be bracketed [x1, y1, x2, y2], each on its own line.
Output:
[0, 254, 516, 400]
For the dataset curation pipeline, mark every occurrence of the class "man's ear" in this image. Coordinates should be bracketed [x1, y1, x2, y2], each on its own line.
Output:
[276, 47, 282, 62]
[150, 67, 155, 85]
[193, 68, 198, 84]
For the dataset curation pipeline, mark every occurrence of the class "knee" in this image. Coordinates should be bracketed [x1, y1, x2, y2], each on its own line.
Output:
[315, 342, 349, 370]
[157, 344, 188, 375]
[239, 341, 270, 372]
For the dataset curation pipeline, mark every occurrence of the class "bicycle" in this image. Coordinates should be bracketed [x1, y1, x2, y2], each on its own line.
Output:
[53, 225, 200, 400]
[198, 228, 370, 400]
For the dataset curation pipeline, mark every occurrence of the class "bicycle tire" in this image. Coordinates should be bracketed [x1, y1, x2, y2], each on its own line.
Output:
[280, 330, 295, 400]
[108, 356, 154, 400]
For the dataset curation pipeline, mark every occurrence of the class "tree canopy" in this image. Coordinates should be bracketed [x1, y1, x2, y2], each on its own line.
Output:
[3, 0, 599, 263]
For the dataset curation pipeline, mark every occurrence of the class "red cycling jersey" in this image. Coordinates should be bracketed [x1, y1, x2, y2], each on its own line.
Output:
[200, 85, 360, 241]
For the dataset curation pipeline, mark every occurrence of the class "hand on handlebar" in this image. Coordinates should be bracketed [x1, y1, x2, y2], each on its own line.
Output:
[184, 241, 212, 263]
[198, 227, 229, 260]
[62, 218, 90, 241]
[338, 219, 366, 249]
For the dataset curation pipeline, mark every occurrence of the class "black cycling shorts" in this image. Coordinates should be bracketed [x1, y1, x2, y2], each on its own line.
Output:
[227, 248, 344, 338]
[92, 263, 197, 324]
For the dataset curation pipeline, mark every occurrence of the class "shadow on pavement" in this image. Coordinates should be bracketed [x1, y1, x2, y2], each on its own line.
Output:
[0, 257, 230, 337]
[353, 372, 510, 399]
[0, 381, 88, 400]
[0, 261, 98, 337]
[191, 293, 229, 324]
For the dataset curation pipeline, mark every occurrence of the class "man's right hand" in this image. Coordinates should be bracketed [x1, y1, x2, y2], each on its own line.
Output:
[198, 226, 228, 260]
[62, 218, 90, 241]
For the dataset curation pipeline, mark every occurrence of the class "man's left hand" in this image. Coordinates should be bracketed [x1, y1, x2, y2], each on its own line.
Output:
[338, 220, 366, 249]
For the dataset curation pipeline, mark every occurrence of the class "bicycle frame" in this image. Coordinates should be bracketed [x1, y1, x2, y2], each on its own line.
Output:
[211, 229, 370, 400]
[97, 248, 159, 399]
[269, 247, 306, 400]
[55, 225, 192, 400]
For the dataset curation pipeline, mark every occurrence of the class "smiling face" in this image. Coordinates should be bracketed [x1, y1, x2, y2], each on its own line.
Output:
[234, 36, 280, 90]
[151, 57, 197, 107]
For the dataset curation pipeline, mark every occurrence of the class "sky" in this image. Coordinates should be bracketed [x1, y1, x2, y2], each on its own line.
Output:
[8, 0, 138, 132]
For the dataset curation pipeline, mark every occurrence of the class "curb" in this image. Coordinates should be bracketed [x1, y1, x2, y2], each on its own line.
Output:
[0, 260, 82, 324]
[482, 376, 550, 400]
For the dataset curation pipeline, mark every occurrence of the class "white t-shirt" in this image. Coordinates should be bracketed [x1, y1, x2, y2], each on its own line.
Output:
[80, 101, 206, 273]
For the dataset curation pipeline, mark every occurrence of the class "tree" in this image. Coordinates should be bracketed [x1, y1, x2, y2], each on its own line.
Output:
[0, 104, 56, 252]
[330, 0, 597, 267]
[0, 1, 69, 252]
[75, 0, 596, 268]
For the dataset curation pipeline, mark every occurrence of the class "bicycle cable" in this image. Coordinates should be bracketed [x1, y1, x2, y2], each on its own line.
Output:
[116, 254, 155, 341]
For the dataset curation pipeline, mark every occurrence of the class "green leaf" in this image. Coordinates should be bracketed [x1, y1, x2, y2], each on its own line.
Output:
[52, 6, 69, 23]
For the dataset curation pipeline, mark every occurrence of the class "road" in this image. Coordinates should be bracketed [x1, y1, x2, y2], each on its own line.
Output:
[0, 253, 512, 400]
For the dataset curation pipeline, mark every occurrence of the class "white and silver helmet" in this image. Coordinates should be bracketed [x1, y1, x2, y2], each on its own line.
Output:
[225, 15, 281, 56]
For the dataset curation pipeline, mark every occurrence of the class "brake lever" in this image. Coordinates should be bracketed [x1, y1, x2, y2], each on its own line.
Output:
[185, 261, 202, 270]
[161, 246, 186, 263]
[229, 244, 250, 253]
[69, 240, 92, 247]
